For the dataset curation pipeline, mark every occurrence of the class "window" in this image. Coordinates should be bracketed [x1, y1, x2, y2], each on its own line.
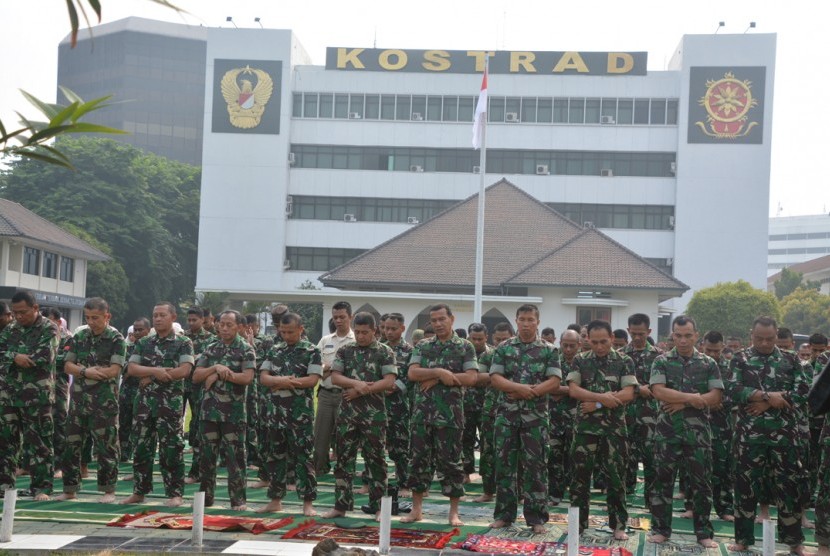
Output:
[288, 196, 458, 223]
[633, 99, 650, 124]
[60, 256, 75, 282]
[303, 93, 318, 118]
[650, 99, 666, 125]
[380, 95, 395, 120]
[547, 203, 675, 230]
[319, 94, 334, 118]
[23, 247, 40, 275]
[292, 93, 302, 117]
[585, 98, 601, 124]
[42, 251, 57, 278]
[577, 306, 611, 325]
[364, 95, 380, 119]
[285, 247, 367, 272]
[569, 98, 585, 124]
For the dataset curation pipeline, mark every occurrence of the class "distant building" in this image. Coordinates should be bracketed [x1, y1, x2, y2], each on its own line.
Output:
[0, 199, 109, 327]
[768, 214, 830, 274]
[767, 254, 830, 296]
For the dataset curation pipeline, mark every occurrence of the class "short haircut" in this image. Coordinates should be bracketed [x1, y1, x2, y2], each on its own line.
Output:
[586, 319, 612, 336]
[455, 327, 467, 339]
[722, 347, 734, 355]
[386, 313, 405, 324]
[566, 323, 582, 333]
[332, 301, 352, 315]
[541, 327, 555, 337]
[218, 309, 244, 325]
[353, 311, 375, 328]
[245, 314, 258, 325]
[727, 336, 741, 342]
[613, 329, 628, 340]
[468, 322, 488, 334]
[84, 297, 109, 312]
[41, 307, 62, 320]
[280, 312, 303, 327]
[628, 313, 650, 328]
[0, 301, 9, 314]
[703, 330, 724, 344]
[516, 303, 539, 318]
[202, 307, 213, 318]
[187, 307, 203, 317]
[752, 316, 777, 330]
[672, 315, 697, 331]
[271, 304, 289, 318]
[379, 313, 389, 322]
[10, 290, 36, 306]
[155, 301, 177, 316]
[493, 321, 515, 335]
[134, 317, 151, 329]
[809, 333, 829, 346]
[429, 303, 452, 317]
[777, 327, 793, 341]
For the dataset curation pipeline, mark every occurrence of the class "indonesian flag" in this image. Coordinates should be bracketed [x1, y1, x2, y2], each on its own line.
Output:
[472, 63, 488, 149]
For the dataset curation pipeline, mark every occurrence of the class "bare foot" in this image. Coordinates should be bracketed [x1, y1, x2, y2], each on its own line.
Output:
[816, 546, 829, 556]
[247, 464, 259, 470]
[755, 505, 770, 523]
[490, 519, 511, 528]
[463, 474, 471, 484]
[614, 531, 629, 541]
[322, 508, 346, 519]
[33, 492, 49, 501]
[231, 504, 247, 511]
[303, 500, 317, 517]
[449, 513, 464, 527]
[53, 470, 63, 479]
[473, 493, 494, 503]
[673, 492, 685, 500]
[803, 516, 816, 529]
[15, 468, 29, 476]
[122, 475, 134, 481]
[648, 534, 668, 543]
[727, 543, 748, 552]
[374, 511, 382, 522]
[532, 524, 546, 534]
[287, 484, 297, 492]
[99, 492, 117, 504]
[698, 538, 717, 548]
[120, 493, 145, 504]
[680, 510, 693, 519]
[400, 512, 422, 523]
[165, 496, 184, 507]
[184, 477, 198, 484]
[720, 514, 735, 522]
[398, 488, 412, 498]
[256, 499, 283, 513]
[354, 484, 370, 495]
[790, 545, 812, 556]
[80, 465, 89, 479]
[55, 492, 77, 501]
[249, 480, 269, 489]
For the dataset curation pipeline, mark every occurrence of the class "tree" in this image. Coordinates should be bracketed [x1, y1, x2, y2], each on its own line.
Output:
[780, 287, 830, 335]
[0, 137, 200, 329]
[293, 280, 324, 344]
[686, 280, 781, 340]
[773, 267, 805, 300]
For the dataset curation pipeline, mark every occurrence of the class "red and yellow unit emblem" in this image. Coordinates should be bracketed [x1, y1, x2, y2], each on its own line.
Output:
[695, 71, 759, 139]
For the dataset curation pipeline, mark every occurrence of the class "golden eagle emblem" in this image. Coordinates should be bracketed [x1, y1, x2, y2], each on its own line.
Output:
[221, 65, 274, 129]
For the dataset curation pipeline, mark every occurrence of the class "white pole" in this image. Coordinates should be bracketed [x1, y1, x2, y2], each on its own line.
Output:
[567, 506, 579, 556]
[192, 491, 205, 547]
[379, 495, 392, 555]
[0, 488, 17, 543]
[473, 56, 489, 323]
[762, 518, 774, 556]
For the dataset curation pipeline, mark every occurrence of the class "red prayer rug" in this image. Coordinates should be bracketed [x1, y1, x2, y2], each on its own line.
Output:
[282, 519, 459, 549]
[456, 535, 636, 556]
[108, 511, 293, 535]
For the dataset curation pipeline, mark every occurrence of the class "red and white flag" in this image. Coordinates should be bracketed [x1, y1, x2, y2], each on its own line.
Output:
[472, 62, 488, 149]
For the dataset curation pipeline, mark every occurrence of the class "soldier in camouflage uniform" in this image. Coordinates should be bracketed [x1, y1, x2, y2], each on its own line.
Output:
[566, 319, 636, 538]
[119, 317, 150, 462]
[121, 302, 194, 507]
[243, 314, 265, 471]
[815, 350, 830, 556]
[183, 307, 214, 484]
[321, 312, 397, 519]
[257, 312, 321, 516]
[647, 315, 722, 547]
[463, 323, 490, 482]
[727, 316, 809, 555]
[620, 313, 660, 507]
[192, 310, 256, 510]
[489, 304, 561, 532]
[0, 291, 59, 500]
[548, 329, 579, 504]
[56, 298, 126, 503]
[382, 313, 414, 492]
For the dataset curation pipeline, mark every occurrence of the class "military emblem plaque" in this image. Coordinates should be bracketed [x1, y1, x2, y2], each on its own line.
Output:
[211, 59, 282, 134]
[688, 66, 765, 145]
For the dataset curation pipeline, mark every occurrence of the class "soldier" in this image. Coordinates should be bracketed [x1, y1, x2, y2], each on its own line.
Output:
[120, 302, 194, 507]
[612, 329, 629, 350]
[541, 327, 556, 345]
[621, 313, 660, 509]
[402, 304, 478, 526]
[647, 315, 722, 547]
[40, 308, 70, 479]
[119, 317, 150, 463]
[463, 322, 489, 483]
[727, 316, 810, 555]
[808, 334, 829, 511]
[566, 319, 636, 539]
[202, 308, 215, 334]
[0, 291, 59, 500]
[258, 312, 321, 516]
[322, 312, 396, 520]
[184, 307, 214, 484]
[815, 350, 829, 556]
[192, 310, 255, 510]
[382, 313, 413, 495]
[548, 329, 580, 505]
[56, 298, 126, 503]
[0, 301, 12, 332]
[489, 304, 561, 533]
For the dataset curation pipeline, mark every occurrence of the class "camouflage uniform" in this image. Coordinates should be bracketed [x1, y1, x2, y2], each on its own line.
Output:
[331, 340, 397, 513]
[407, 333, 478, 498]
[478, 346, 499, 495]
[621, 342, 660, 503]
[196, 334, 256, 507]
[245, 333, 266, 469]
[708, 356, 735, 517]
[729, 346, 809, 549]
[815, 397, 829, 548]
[566, 349, 636, 534]
[118, 342, 141, 462]
[549, 356, 577, 502]
[463, 346, 489, 475]
[384, 340, 413, 487]
[129, 331, 194, 498]
[260, 338, 322, 501]
[61, 326, 127, 493]
[183, 327, 214, 481]
[254, 334, 275, 484]
[52, 331, 71, 469]
[0, 314, 59, 496]
[490, 337, 561, 526]
[649, 348, 723, 541]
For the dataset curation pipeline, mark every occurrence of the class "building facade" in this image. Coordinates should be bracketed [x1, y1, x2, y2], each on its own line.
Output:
[768, 214, 830, 274]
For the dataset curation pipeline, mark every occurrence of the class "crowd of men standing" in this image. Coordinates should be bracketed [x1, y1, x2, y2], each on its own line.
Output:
[0, 290, 828, 555]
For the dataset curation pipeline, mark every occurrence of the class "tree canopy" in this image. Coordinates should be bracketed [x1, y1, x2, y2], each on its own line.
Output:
[780, 287, 830, 335]
[686, 280, 781, 340]
[0, 137, 200, 328]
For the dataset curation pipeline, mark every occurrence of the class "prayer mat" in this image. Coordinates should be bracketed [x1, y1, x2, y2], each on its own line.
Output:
[548, 513, 650, 531]
[108, 510, 293, 535]
[456, 535, 636, 556]
[282, 519, 459, 549]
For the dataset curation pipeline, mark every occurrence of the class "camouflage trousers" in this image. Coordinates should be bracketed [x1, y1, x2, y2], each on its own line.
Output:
[131, 400, 185, 498]
[53, 374, 70, 468]
[462, 390, 485, 475]
[0, 404, 53, 496]
[569, 432, 627, 533]
[256, 386, 271, 483]
[709, 422, 734, 516]
[264, 411, 316, 501]
[815, 444, 830, 547]
[185, 385, 202, 481]
[650, 440, 714, 540]
[334, 419, 387, 513]
[479, 407, 497, 495]
[61, 406, 120, 493]
[245, 386, 260, 467]
[809, 425, 822, 506]
[733, 442, 804, 548]
[493, 417, 549, 526]
[385, 393, 410, 486]
[548, 428, 572, 500]
[200, 420, 247, 507]
[625, 418, 655, 507]
[118, 382, 139, 462]
[408, 422, 465, 498]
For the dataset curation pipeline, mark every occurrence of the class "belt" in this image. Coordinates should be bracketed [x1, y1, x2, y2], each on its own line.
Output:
[321, 386, 342, 393]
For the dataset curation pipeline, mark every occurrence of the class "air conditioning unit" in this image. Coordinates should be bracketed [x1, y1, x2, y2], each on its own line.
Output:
[668, 215, 675, 229]
[285, 195, 293, 216]
[583, 221, 595, 229]
[283, 259, 291, 270]
[472, 165, 481, 174]
[670, 161, 677, 174]
[411, 112, 423, 121]
[287, 152, 296, 165]
[506, 112, 520, 122]
[535, 164, 549, 175]
[600, 168, 614, 177]
[409, 165, 424, 172]
[348, 112, 362, 119]
[407, 216, 420, 224]
[666, 258, 674, 266]
[343, 214, 357, 222]
[600, 115, 616, 124]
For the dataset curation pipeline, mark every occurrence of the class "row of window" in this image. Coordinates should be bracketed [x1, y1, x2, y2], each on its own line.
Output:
[292, 93, 679, 126]
[768, 246, 830, 255]
[769, 231, 830, 241]
[21, 247, 75, 281]
[284, 247, 367, 272]
[290, 145, 676, 178]
[548, 203, 675, 231]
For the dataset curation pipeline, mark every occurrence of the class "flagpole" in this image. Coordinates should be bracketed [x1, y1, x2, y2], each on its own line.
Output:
[473, 56, 488, 324]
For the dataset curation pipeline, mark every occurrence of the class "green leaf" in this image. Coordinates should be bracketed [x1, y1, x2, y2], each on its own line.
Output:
[28, 125, 74, 144]
[14, 148, 74, 169]
[59, 86, 84, 105]
[86, 0, 102, 20]
[20, 90, 61, 119]
[71, 95, 114, 121]
[64, 122, 128, 135]
[66, 0, 80, 48]
[36, 144, 73, 165]
[50, 102, 81, 127]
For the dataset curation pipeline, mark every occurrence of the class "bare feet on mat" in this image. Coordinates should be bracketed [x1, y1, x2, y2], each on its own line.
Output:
[99, 492, 117, 504]
[719, 514, 735, 522]
[33, 492, 49, 501]
[698, 538, 717, 548]
[489, 519, 511, 528]
[249, 480, 269, 489]
[303, 500, 317, 517]
[449, 512, 464, 527]
[400, 512, 422, 523]
[648, 534, 668, 543]
[532, 524, 546, 534]
[614, 531, 629, 540]
[473, 493, 494, 502]
[398, 488, 412, 498]
[680, 510, 693, 518]
[322, 508, 346, 519]
[165, 496, 184, 507]
[256, 499, 283, 513]
[120, 493, 145, 504]
[727, 543, 747, 552]
[55, 492, 76, 501]
[184, 477, 199, 484]
[231, 504, 247, 511]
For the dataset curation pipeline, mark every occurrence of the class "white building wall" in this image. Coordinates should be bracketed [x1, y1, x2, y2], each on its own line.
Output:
[768, 214, 830, 273]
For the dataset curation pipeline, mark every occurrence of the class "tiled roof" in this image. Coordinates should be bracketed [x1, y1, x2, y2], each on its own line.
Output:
[320, 179, 688, 294]
[768, 254, 830, 285]
[0, 199, 109, 261]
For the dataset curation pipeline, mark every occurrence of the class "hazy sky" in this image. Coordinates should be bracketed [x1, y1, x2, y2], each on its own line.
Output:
[1, 0, 827, 217]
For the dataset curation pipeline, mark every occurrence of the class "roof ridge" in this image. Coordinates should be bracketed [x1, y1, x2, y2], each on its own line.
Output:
[502, 228, 589, 285]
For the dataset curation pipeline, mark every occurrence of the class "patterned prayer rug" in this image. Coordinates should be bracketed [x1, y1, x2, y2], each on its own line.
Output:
[108, 511, 293, 535]
[281, 519, 459, 549]
[455, 535, 636, 556]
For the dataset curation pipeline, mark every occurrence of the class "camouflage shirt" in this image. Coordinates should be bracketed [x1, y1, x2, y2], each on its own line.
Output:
[129, 331, 195, 405]
[0, 314, 58, 406]
[260, 338, 322, 417]
[550, 357, 578, 434]
[729, 346, 809, 446]
[566, 349, 637, 436]
[385, 340, 414, 396]
[332, 340, 397, 425]
[622, 342, 661, 422]
[650, 347, 723, 446]
[709, 356, 734, 429]
[65, 325, 127, 411]
[185, 328, 215, 358]
[56, 330, 71, 390]
[815, 351, 830, 446]
[195, 334, 256, 422]
[409, 333, 478, 429]
[490, 337, 561, 426]
[479, 346, 501, 416]
[465, 345, 492, 410]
